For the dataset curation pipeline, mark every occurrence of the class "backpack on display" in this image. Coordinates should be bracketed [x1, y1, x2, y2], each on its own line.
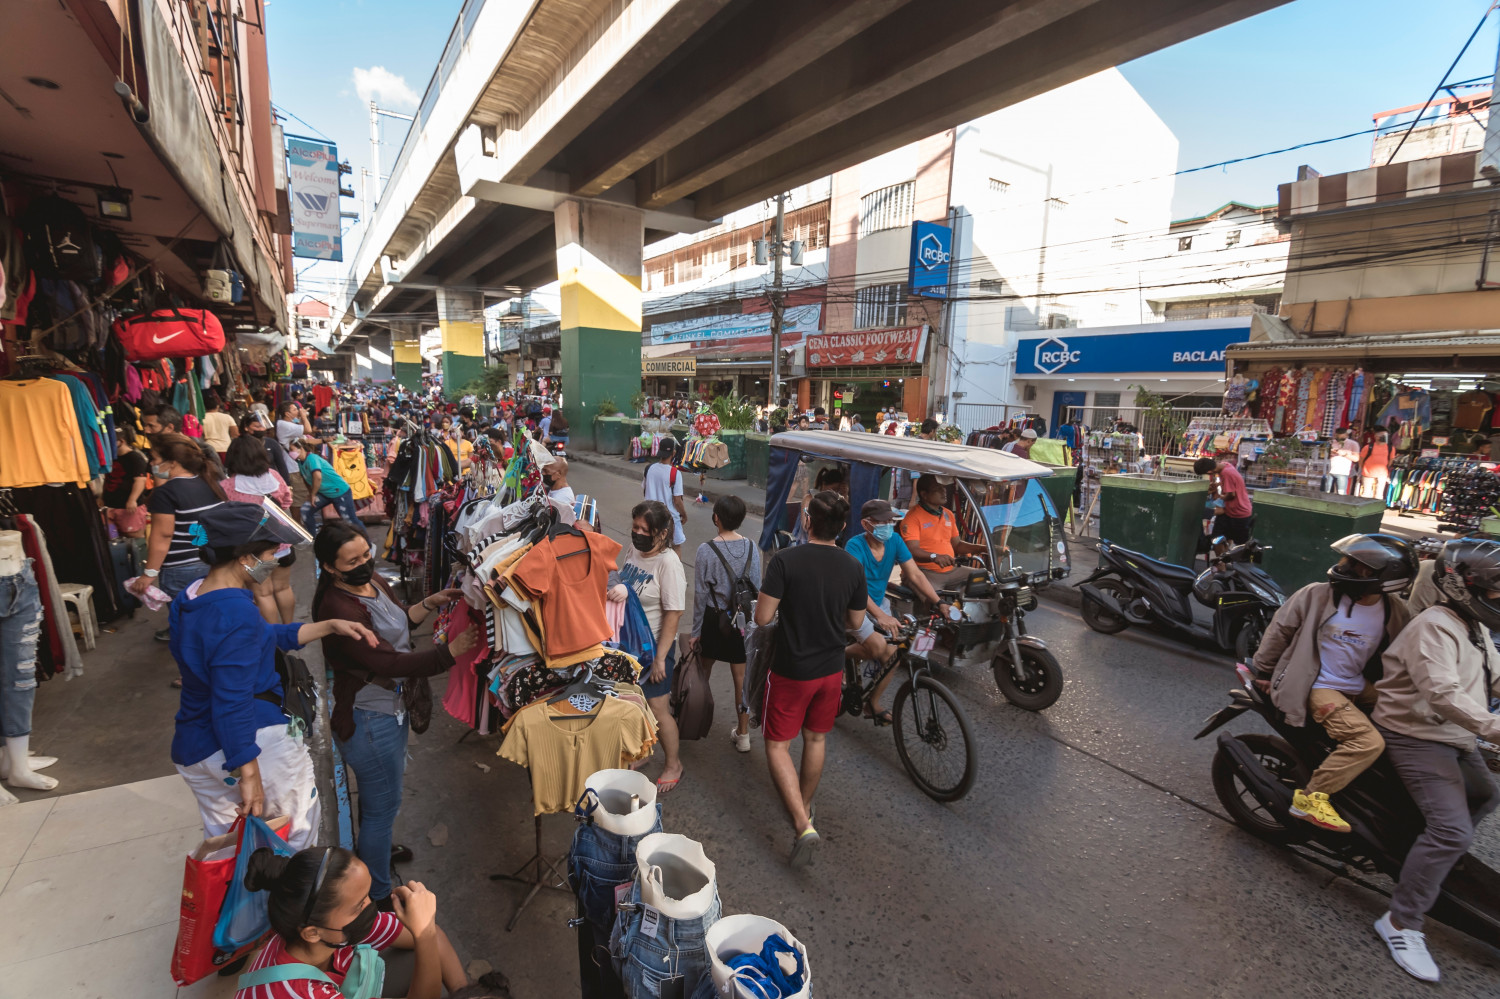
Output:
[202, 241, 243, 304]
[23, 194, 98, 282]
[112, 307, 225, 360]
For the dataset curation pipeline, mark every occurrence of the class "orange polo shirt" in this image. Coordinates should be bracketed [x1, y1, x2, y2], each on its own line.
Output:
[899, 505, 959, 573]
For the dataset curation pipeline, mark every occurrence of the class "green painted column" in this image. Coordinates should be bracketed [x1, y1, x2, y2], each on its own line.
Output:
[437, 287, 485, 398]
[554, 200, 642, 429]
[393, 335, 423, 392]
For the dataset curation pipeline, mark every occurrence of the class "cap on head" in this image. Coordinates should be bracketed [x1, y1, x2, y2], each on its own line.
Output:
[1021, 428, 1038, 439]
[861, 499, 898, 523]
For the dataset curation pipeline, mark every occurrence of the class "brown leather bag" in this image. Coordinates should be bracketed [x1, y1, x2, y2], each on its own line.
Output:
[669, 645, 714, 740]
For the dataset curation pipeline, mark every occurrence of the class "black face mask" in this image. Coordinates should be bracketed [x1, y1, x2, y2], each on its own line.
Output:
[251, 430, 266, 438]
[324, 898, 378, 947]
[630, 532, 656, 553]
[543, 476, 556, 489]
[340, 560, 376, 587]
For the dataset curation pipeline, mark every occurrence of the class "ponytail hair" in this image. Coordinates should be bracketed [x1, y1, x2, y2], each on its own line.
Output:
[154, 433, 227, 501]
[243, 845, 358, 945]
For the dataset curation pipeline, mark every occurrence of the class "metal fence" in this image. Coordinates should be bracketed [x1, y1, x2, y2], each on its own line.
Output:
[1063, 405, 1222, 456]
[951, 403, 1032, 436]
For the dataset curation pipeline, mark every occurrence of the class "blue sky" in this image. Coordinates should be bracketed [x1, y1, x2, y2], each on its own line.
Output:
[267, 0, 1500, 298]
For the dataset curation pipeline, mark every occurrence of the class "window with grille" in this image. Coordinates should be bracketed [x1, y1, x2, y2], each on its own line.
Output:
[988, 178, 1009, 194]
[1046, 198, 1067, 211]
[1225, 228, 1242, 247]
[859, 182, 915, 237]
[1112, 219, 1128, 251]
[854, 284, 908, 328]
[1177, 235, 1193, 251]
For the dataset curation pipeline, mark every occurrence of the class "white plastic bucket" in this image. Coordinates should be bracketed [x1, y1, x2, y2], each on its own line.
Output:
[581, 768, 657, 837]
[634, 832, 717, 919]
[706, 913, 811, 999]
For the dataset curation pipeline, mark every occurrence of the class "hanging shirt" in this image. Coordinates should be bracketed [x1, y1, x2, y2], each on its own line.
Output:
[0, 378, 91, 487]
[511, 531, 624, 659]
[498, 696, 655, 815]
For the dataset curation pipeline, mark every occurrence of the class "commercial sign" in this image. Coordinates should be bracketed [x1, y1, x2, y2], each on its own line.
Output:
[286, 135, 342, 261]
[647, 304, 821, 345]
[1014, 326, 1250, 375]
[908, 221, 952, 298]
[643, 356, 697, 376]
[806, 326, 928, 367]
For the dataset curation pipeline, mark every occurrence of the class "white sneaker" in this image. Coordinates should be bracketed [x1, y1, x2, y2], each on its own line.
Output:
[1375, 912, 1440, 982]
[729, 726, 751, 753]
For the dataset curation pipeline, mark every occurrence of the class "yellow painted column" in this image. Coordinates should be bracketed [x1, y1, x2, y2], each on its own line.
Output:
[393, 335, 423, 391]
[436, 287, 485, 397]
[555, 200, 643, 426]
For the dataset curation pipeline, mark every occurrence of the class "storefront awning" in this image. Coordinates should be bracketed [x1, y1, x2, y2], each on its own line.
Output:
[1227, 329, 1500, 373]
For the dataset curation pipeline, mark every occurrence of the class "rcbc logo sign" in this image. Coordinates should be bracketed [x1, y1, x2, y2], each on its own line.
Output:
[916, 232, 949, 271]
[1034, 336, 1081, 374]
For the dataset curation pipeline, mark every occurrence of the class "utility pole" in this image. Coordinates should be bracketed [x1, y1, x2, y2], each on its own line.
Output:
[369, 101, 416, 205]
[769, 192, 787, 409]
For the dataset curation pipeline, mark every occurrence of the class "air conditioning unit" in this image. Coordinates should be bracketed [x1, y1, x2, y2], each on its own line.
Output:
[1023, 385, 1037, 402]
[1047, 313, 1073, 329]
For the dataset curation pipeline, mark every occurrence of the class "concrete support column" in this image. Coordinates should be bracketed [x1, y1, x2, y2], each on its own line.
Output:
[436, 287, 485, 398]
[392, 323, 423, 392]
[365, 330, 394, 382]
[554, 200, 642, 429]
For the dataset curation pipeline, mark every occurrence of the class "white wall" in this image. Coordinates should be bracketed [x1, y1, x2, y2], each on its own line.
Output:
[947, 69, 1178, 409]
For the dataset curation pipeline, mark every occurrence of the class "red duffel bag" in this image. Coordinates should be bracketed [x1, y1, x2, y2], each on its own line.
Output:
[112, 307, 225, 360]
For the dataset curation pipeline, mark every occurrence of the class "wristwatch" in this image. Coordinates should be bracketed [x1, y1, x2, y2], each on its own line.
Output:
[143, 568, 160, 578]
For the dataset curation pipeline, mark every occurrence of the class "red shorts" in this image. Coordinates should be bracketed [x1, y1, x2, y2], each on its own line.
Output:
[762, 671, 842, 742]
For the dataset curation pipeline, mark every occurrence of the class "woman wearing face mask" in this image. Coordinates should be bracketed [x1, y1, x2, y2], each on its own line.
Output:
[130, 435, 228, 649]
[611, 501, 688, 793]
[312, 522, 476, 907]
[235, 845, 469, 998]
[171, 504, 376, 852]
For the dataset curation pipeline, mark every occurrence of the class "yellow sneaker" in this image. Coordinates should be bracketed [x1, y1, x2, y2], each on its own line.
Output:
[1290, 789, 1351, 833]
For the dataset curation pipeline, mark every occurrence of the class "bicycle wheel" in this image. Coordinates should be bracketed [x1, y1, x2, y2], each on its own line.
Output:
[892, 674, 977, 802]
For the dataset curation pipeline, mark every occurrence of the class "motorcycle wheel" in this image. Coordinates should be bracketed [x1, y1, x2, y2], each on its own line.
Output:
[992, 644, 1063, 711]
[892, 674, 977, 802]
[1211, 733, 1311, 845]
[1233, 616, 1266, 662]
[1080, 579, 1130, 635]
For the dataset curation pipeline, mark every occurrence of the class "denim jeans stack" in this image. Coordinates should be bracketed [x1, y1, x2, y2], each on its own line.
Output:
[569, 782, 664, 999]
[0, 562, 43, 740]
[610, 833, 722, 999]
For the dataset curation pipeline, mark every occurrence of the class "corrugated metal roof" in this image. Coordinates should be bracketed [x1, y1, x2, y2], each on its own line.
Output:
[1228, 331, 1500, 355]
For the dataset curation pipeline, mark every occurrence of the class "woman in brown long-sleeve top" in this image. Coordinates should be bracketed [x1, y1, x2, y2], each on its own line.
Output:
[312, 522, 476, 907]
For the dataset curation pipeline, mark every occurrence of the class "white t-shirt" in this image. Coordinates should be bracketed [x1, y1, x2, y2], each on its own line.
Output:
[1314, 597, 1385, 694]
[548, 485, 576, 507]
[619, 548, 687, 640]
[642, 462, 685, 544]
[1329, 438, 1359, 476]
[275, 419, 304, 450]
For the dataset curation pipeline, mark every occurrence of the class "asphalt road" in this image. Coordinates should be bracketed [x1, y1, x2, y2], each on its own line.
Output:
[390, 462, 1500, 998]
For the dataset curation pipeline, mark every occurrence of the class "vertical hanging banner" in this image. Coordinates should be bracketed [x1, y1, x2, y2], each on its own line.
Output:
[286, 135, 342, 261]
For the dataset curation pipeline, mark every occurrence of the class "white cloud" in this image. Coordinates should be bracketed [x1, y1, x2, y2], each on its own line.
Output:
[352, 66, 419, 108]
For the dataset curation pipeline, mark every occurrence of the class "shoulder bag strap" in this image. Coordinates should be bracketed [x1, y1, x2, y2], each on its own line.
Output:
[706, 539, 737, 608]
[238, 962, 336, 988]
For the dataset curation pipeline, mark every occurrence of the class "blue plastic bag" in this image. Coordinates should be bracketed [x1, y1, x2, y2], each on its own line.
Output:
[212, 815, 296, 952]
[617, 587, 656, 668]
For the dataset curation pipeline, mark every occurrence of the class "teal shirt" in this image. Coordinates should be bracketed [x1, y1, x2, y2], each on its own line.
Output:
[298, 452, 350, 498]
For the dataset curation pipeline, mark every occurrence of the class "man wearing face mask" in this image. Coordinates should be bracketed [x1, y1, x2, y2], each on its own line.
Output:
[170, 503, 377, 853]
[1252, 534, 1415, 835]
[241, 412, 298, 481]
[542, 456, 576, 506]
[845, 500, 944, 724]
[900, 474, 986, 576]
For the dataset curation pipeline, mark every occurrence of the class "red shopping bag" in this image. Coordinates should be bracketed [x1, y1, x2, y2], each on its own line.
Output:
[169, 815, 291, 986]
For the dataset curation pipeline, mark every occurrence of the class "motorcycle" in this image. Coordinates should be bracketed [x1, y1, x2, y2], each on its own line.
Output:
[1076, 536, 1285, 660]
[1198, 664, 1500, 949]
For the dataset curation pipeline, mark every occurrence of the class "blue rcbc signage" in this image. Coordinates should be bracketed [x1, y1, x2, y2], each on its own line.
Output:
[1015, 326, 1249, 375]
[908, 220, 952, 298]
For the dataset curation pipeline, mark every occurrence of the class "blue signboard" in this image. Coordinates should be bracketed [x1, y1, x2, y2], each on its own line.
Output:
[1014, 325, 1249, 375]
[908, 220, 951, 298]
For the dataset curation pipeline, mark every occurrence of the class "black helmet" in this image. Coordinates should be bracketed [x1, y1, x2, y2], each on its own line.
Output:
[1433, 539, 1500, 630]
[1326, 533, 1418, 599]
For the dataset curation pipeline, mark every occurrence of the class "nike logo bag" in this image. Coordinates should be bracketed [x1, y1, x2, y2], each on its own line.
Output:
[112, 307, 225, 360]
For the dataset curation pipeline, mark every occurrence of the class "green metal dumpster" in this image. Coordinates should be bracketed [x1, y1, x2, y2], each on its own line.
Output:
[1251, 489, 1386, 593]
[1038, 466, 1078, 524]
[594, 416, 627, 455]
[705, 431, 747, 480]
[1099, 473, 1209, 570]
[746, 434, 770, 489]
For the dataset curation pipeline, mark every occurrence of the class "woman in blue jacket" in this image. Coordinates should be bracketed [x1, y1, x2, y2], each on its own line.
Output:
[170, 502, 375, 850]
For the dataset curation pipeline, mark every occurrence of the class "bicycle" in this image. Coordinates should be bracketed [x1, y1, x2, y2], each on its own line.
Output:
[842, 613, 978, 802]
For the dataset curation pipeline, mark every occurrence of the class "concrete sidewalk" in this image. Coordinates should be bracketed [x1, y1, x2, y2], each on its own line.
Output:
[567, 446, 768, 518]
[0, 775, 234, 998]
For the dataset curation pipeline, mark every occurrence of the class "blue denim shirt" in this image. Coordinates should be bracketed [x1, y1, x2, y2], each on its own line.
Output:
[169, 585, 303, 771]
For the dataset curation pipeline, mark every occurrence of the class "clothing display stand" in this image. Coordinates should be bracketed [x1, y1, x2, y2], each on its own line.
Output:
[489, 801, 570, 931]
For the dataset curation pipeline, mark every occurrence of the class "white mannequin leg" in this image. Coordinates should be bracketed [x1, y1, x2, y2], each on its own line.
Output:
[0, 782, 16, 806]
[0, 752, 56, 780]
[3, 736, 58, 791]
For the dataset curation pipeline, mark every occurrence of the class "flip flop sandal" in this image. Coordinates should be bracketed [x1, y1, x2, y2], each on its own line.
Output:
[656, 776, 683, 795]
[862, 704, 893, 726]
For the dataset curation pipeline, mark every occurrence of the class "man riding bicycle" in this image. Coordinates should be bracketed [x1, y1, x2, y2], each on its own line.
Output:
[845, 500, 945, 724]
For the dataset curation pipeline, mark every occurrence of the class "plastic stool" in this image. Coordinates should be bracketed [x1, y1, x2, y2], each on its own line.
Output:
[58, 583, 97, 652]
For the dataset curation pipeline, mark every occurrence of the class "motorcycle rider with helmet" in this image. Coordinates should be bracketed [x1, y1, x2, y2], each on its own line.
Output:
[1252, 535, 1417, 834]
[1369, 538, 1500, 982]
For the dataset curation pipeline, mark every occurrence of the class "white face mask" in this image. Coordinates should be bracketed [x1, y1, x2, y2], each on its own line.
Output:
[242, 556, 277, 583]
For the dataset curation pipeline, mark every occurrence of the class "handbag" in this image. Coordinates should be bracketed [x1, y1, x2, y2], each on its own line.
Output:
[202, 241, 244, 304]
[113, 306, 225, 360]
[669, 646, 714, 740]
[236, 947, 385, 999]
[257, 650, 318, 737]
[169, 815, 292, 986]
[213, 815, 297, 952]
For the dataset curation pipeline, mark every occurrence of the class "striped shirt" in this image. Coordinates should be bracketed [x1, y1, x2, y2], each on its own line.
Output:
[145, 476, 223, 567]
[235, 911, 403, 999]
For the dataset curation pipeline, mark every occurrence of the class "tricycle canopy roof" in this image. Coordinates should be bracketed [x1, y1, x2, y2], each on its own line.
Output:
[767, 430, 1053, 481]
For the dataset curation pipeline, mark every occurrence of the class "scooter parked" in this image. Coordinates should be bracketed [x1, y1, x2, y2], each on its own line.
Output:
[1076, 536, 1285, 660]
